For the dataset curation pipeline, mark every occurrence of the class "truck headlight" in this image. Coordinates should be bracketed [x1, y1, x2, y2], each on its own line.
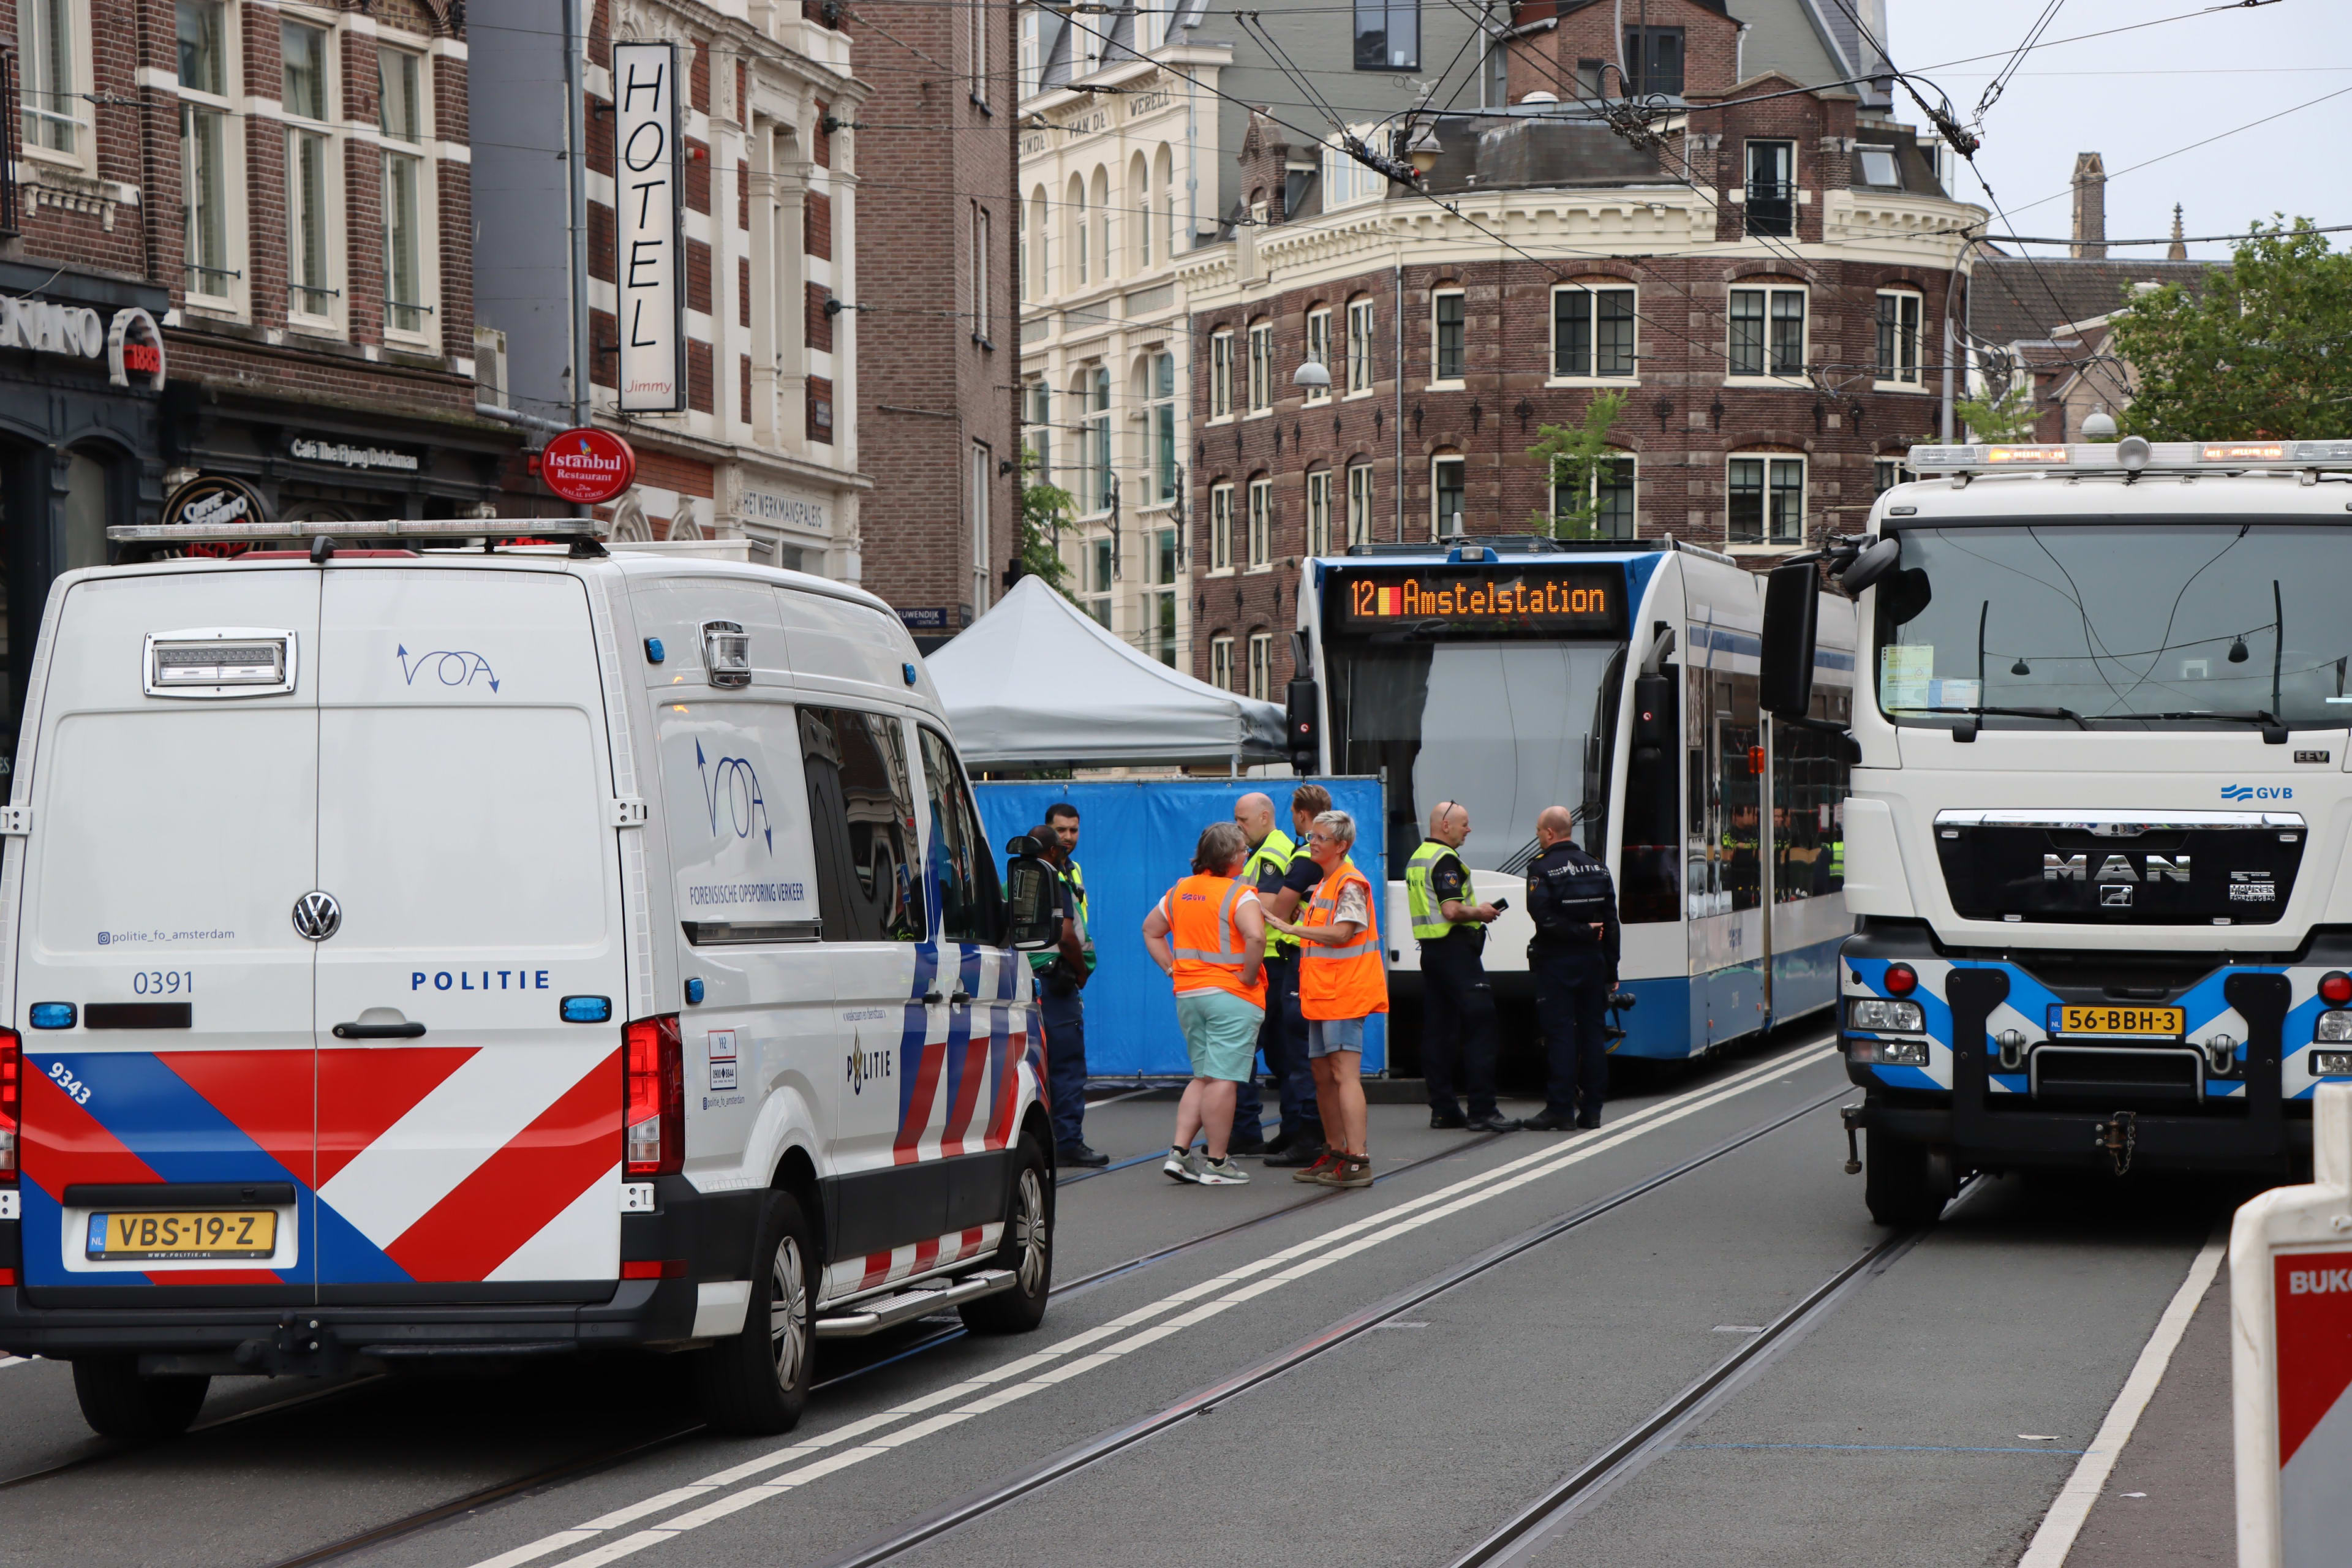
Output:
[1850, 998, 1924, 1033]
[1850, 1036, 1929, 1067]
[2316, 1011, 2352, 1044]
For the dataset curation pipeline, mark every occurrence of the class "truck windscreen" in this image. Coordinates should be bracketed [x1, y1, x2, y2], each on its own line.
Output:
[1329, 640, 1624, 877]
[1874, 522, 2352, 727]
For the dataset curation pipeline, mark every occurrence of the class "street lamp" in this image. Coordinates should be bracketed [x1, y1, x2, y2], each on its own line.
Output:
[1404, 123, 1444, 176]
[1293, 359, 1332, 392]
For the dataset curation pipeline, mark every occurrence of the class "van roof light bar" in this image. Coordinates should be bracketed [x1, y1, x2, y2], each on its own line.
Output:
[106, 518, 609, 561]
[1908, 440, 2352, 475]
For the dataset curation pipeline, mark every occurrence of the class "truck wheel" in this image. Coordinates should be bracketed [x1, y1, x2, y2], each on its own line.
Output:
[694, 1191, 818, 1436]
[1864, 1130, 1947, 1228]
[72, 1357, 209, 1441]
[960, 1136, 1053, 1335]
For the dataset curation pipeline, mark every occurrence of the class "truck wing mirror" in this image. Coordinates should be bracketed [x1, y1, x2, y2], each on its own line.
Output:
[1003, 854, 1061, 951]
[1839, 537, 1901, 597]
[1759, 561, 1819, 720]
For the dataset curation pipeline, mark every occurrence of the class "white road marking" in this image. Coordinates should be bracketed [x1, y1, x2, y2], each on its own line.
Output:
[470, 1041, 1841, 1568]
[2015, 1226, 2226, 1568]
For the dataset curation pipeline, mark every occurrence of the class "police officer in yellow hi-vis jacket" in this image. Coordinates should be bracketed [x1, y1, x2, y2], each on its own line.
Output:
[1407, 802, 1520, 1134]
[1230, 791, 1324, 1159]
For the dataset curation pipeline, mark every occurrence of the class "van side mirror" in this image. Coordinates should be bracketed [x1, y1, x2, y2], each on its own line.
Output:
[1839, 537, 1901, 597]
[1759, 561, 1819, 720]
[1004, 854, 1061, 951]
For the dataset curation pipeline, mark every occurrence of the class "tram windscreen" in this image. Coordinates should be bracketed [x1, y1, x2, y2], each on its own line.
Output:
[1331, 641, 1624, 877]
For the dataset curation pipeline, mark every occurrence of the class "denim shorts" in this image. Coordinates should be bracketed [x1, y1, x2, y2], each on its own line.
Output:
[1176, 989, 1265, 1082]
[1306, 1016, 1365, 1058]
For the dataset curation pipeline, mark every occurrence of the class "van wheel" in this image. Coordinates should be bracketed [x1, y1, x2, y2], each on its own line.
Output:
[1864, 1131, 1946, 1228]
[961, 1136, 1053, 1335]
[694, 1191, 817, 1436]
[72, 1357, 209, 1441]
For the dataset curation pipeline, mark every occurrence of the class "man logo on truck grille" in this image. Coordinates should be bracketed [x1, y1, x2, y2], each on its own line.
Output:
[292, 891, 341, 941]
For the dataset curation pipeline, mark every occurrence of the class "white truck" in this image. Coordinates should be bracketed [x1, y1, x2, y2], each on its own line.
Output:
[1759, 437, 2352, 1223]
[0, 520, 1064, 1439]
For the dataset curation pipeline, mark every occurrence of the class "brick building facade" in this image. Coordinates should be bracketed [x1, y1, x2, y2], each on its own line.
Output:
[0, 0, 510, 767]
[845, 0, 1017, 645]
[1175, 12, 1978, 696]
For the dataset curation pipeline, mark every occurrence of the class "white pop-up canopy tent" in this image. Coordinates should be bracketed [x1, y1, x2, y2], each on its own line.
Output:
[928, 575, 1287, 769]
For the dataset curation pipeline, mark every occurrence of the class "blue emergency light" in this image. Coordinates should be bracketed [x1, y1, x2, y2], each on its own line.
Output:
[28, 1002, 75, 1029]
[560, 995, 612, 1024]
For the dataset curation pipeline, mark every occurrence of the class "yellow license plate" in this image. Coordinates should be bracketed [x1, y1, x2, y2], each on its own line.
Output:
[2054, 1005, 2185, 1038]
[86, 1210, 277, 1261]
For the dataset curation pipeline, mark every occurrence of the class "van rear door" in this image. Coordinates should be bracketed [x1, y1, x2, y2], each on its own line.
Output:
[16, 568, 320, 1302]
[309, 569, 625, 1296]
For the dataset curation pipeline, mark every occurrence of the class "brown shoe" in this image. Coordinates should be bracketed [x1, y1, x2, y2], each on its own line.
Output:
[1292, 1151, 1340, 1183]
[1314, 1153, 1373, 1189]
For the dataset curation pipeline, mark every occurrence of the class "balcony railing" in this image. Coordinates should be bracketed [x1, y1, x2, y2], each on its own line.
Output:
[1745, 179, 1795, 238]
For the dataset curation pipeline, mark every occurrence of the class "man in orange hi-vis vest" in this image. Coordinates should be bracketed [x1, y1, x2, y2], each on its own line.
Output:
[1142, 821, 1268, 1186]
[1264, 809, 1385, 1189]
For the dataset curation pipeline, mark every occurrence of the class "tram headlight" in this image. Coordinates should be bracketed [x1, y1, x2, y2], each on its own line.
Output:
[2315, 1010, 2352, 1044]
[1849, 998, 1924, 1033]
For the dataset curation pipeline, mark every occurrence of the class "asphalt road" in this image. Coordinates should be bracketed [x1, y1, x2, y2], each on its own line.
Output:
[0, 1028, 2250, 1568]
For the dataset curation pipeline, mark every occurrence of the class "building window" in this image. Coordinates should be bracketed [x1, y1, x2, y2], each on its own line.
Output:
[1153, 526, 1178, 665]
[971, 203, 992, 342]
[1027, 380, 1052, 480]
[1248, 633, 1273, 701]
[1306, 469, 1332, 556]
[1875, 290, 1922, 386]
[1089, 367, 1112, 514]
[1017, 197, 1027, 301]
[1303, 308, 1332, 401]
[1555, 454, 1636, 540]
[1161, 148, 1179, 265]
[1247, 477, 1272, 567]
[1553, 285, 1636, 379]
[1856, 143, 1901, 188]
[1432, 456, 1466, 537]
[1745, 140, 1795, 238]
[1019, 7, 1041, 98]
[1874, 457, 1916, 495]
[23, 0, 81, 154]
[1211, 636, 1235, 691]
[1346, 299, 1376, 393]
[970, 442, 994, 612]
[1623, 26, 1683, 95]
[1247, 320, 1273, 412]
[284, 20, 336, 325]
[1151, 352, 1177, 502]
[1354, 0, 1417, 69]
[1211, 331, 1234, 418]
[969, 0, 989, 105]
[178, 0, 235, 303]
[1085, 536, 1114, 626]
[1728, 285, 1806, 379]
[1729, 455, 1805, 545]
[1070, 177, 1088, 284]
[1347, 462, 1374, 546]
[1432, 290, 1465, 382]
[379, 47, 430, 337]
[1210, 483, 1234, 570]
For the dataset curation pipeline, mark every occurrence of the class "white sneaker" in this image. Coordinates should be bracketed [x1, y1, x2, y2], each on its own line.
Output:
[1197, 1156, 1251, 1185]
[1163, 1146, 1202, 1183]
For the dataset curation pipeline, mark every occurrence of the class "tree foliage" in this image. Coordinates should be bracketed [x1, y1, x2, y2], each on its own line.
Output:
[1525, 390, 1630, 538]
[2109, 219, 2352, 440]
[1014, 448, 1078, 600]
[1954, 385, 2038, 443]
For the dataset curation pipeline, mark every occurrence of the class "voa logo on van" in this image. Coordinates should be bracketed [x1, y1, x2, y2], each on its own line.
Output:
[2222, 785, 2293, 801]
[696, 740, 772, 850]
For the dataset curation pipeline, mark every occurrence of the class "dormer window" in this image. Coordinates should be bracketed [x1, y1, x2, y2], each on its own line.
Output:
[1856, 145, 1901, 188]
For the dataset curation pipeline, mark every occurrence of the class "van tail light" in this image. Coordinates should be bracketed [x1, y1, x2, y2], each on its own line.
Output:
[624, 1015, 684, 1177]
[0, 1027, 18, 1181]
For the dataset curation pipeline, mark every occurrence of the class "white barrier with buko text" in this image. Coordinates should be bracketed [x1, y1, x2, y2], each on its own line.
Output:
[2233, 1082, 2352, 1567]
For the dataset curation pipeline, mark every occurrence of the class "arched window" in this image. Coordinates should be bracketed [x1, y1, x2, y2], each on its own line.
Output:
[1129, 151, 1152, 270]
[1090, 167, 1110, 284]
[1030, 186, 1050, 295]
[1068, 175, 1087, 285]
[1156, 144, 1177, 263]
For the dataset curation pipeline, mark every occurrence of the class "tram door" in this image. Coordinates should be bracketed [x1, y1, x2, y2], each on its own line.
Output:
[1685, 625, 1767, 1048]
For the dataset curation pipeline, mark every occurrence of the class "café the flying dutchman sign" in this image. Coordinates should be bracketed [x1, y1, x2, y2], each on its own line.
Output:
[612, 41, 685, 413]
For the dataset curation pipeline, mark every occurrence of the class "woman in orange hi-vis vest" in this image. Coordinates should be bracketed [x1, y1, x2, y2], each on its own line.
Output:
[1264, 809, 1385, 1189]
[1142, 822, 1267, 1186]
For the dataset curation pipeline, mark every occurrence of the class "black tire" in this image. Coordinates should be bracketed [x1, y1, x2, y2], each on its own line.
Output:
[1864, 1129, 1946, 1227]
[960, 1135, 1053, 1334]
[693, 1191, 818, 1436]
[72, 1357, 209, 1441]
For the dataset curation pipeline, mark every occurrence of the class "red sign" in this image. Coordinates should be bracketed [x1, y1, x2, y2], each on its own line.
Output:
[539, 428, 636, 505]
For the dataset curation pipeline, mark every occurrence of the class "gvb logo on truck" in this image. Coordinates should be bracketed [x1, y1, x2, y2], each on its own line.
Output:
[2223, 785, 2294, 800]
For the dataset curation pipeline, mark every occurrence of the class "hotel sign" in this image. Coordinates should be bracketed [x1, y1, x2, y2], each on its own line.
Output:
[613, 41, 685, 412]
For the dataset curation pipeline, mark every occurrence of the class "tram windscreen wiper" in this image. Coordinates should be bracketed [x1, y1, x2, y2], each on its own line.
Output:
[1919, 704, 2090, 729]
[2119, 710, 2283, 725]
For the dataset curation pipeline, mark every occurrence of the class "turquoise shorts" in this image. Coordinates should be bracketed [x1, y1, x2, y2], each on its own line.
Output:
[1175, 989, 1265, 1082]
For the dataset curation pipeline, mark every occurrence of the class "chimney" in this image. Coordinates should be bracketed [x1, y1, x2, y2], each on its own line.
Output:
[2071, 153, 2107, 258]
[2167, 204, 2187, 262]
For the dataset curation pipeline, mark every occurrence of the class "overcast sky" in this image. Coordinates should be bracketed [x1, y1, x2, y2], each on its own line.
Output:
[1889, 0, 2350, 260]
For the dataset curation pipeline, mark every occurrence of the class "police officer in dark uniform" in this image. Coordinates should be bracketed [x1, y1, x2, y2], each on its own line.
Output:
[1525, 804, 1621, 1131]
[1408, 802, 1519, 1134]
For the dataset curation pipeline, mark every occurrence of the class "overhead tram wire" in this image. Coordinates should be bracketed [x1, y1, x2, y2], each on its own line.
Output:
[1972, 0, 2070, 127]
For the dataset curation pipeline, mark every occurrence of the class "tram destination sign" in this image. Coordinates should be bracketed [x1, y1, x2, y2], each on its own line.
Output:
[1325, 565, 1626, 638]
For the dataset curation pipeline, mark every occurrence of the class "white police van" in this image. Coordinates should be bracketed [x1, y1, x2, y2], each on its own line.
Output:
[0, 520, 1063, 1439]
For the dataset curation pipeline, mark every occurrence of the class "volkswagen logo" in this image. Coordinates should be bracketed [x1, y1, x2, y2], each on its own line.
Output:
[292, 891, 342, 941]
